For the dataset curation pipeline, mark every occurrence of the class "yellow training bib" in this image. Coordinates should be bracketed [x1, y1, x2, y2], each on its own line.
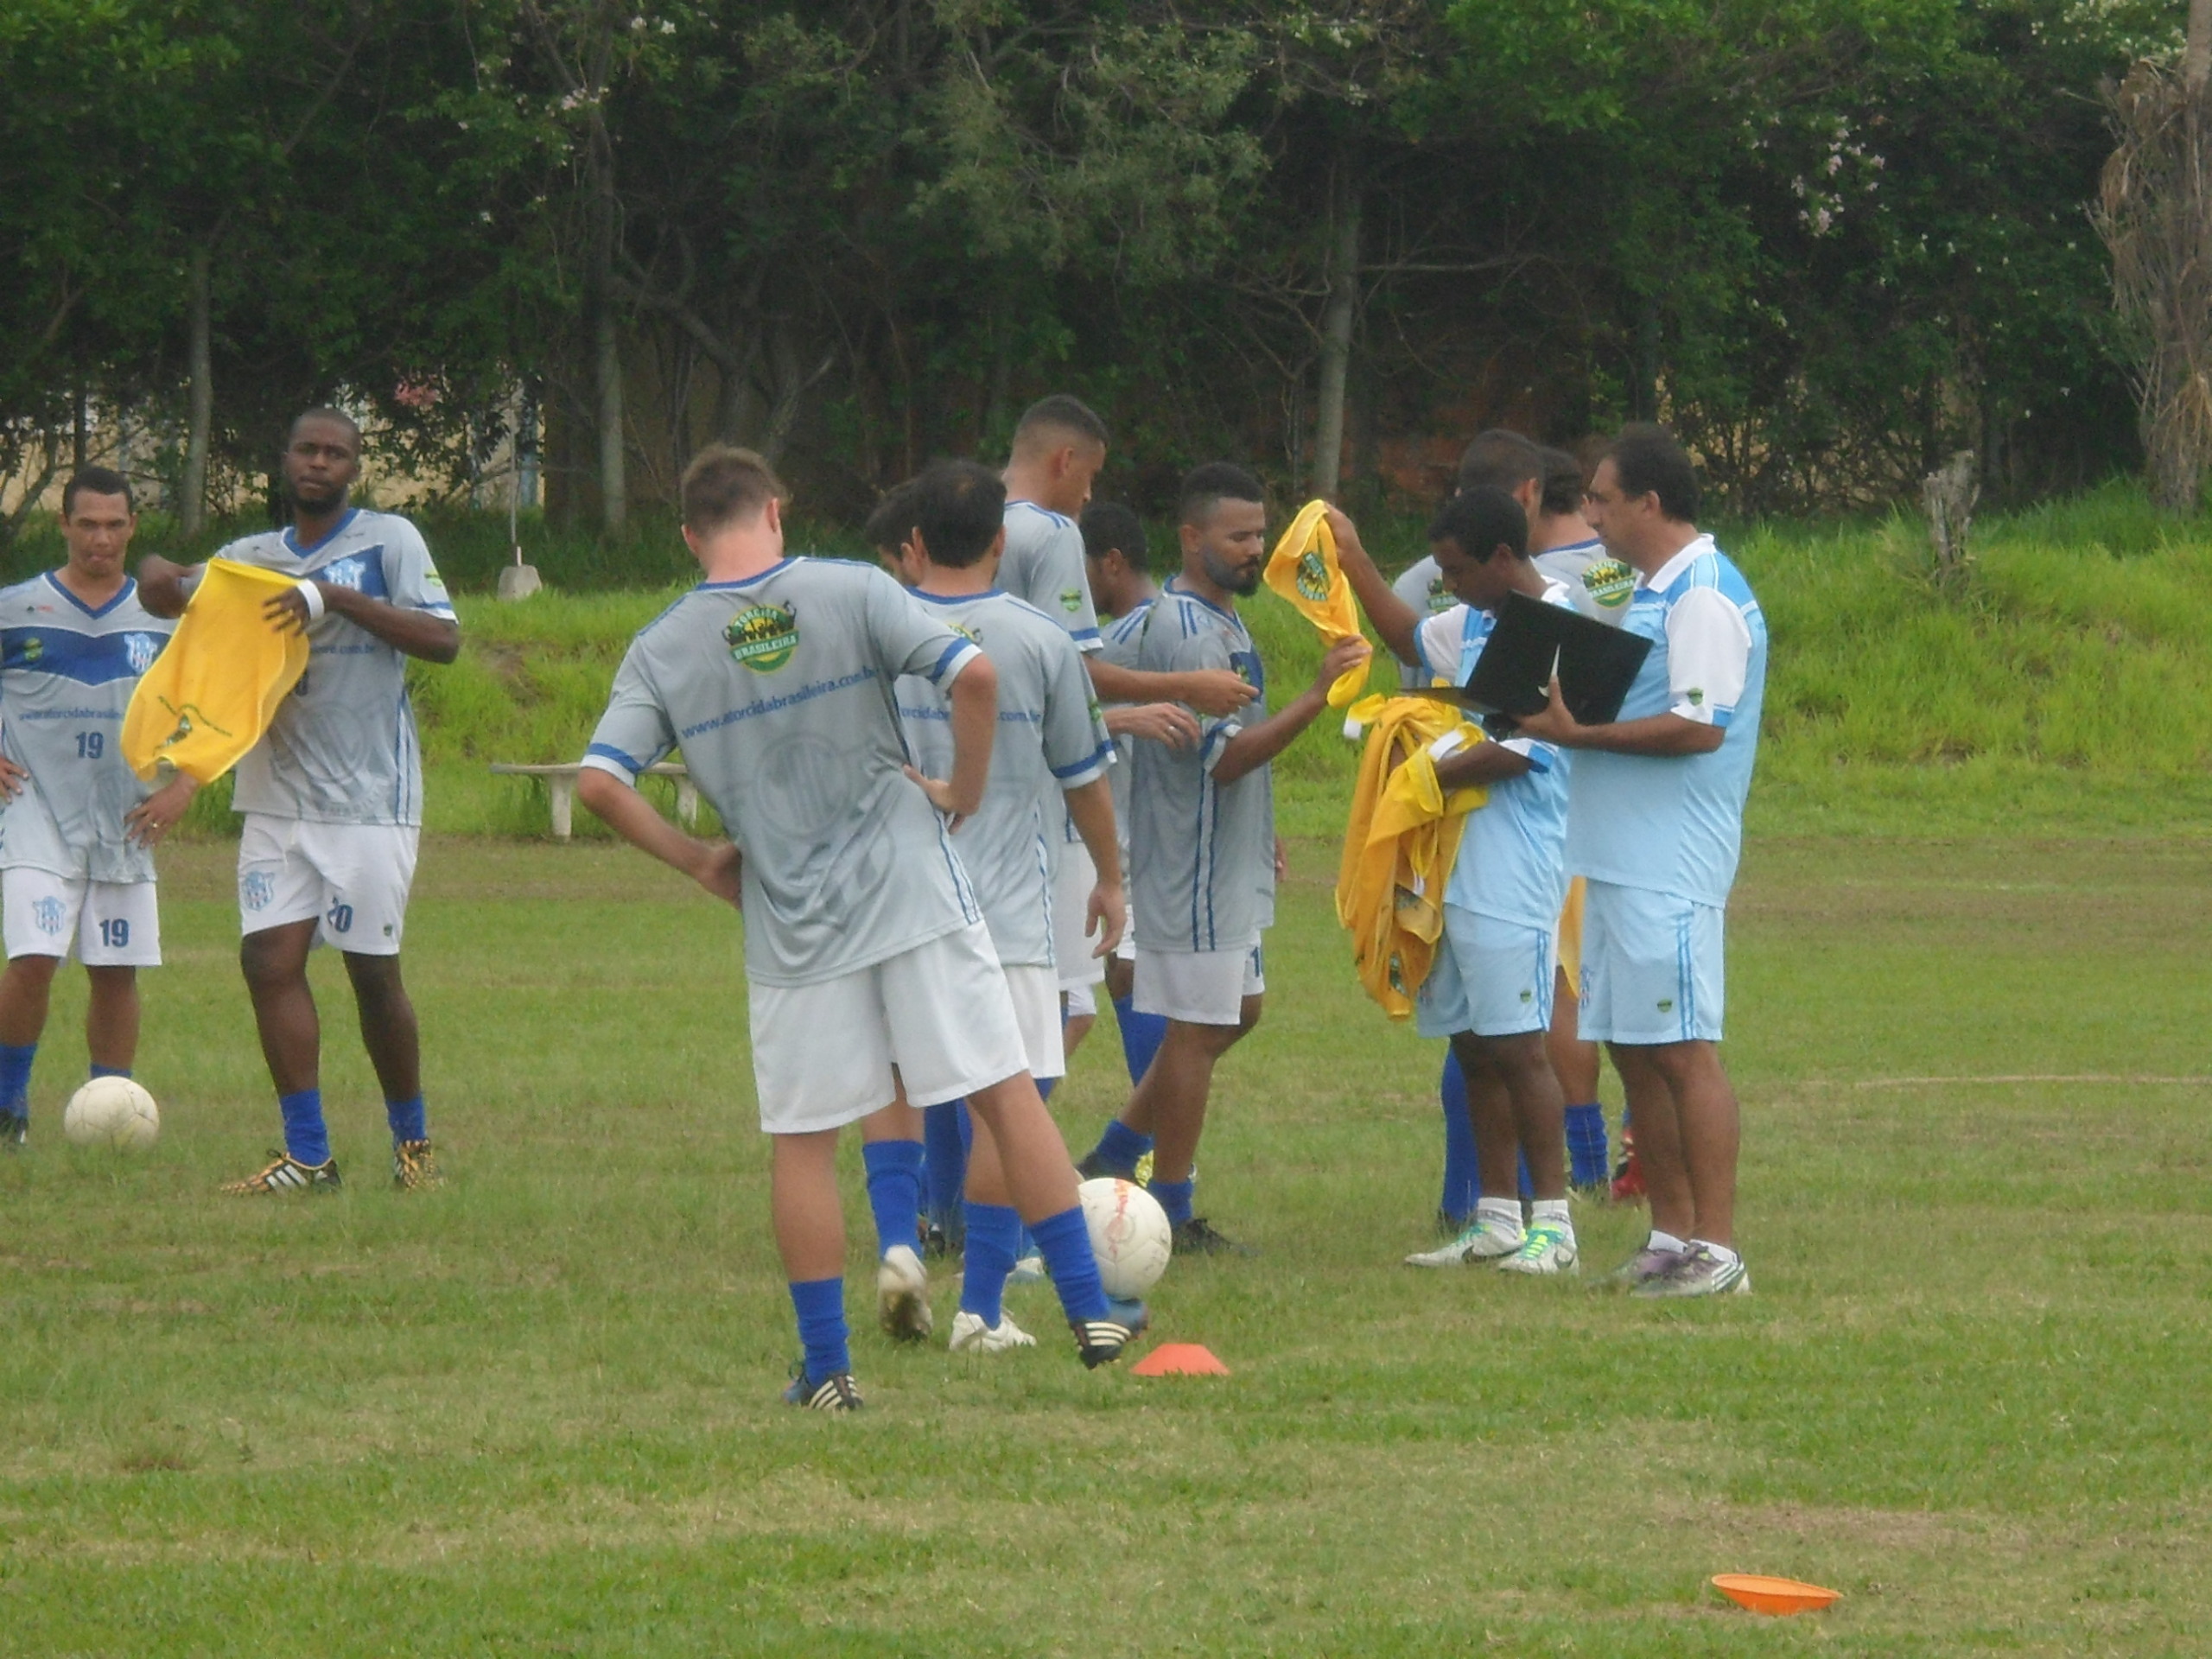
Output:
[121, 559, 311, 784]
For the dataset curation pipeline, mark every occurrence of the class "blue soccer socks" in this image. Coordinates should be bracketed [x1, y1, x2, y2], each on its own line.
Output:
[278, 1088, 331, 1166]
[959, 1202, 1021, 1328]
[0, 1042, 36, 1114]
[1111, 995, 1168, 1087]
[385, 1093, 428, 1146]
[788, 1277, 850, 1386]
[1030, 1205, 1109, 1325]
[923, 1100, 969, 1236]
[1087, 1118, 1152, 1178]
[1565, 1103, 1609, 1186]
[863, 1139, 925, 1258]
[1148, 1176, 1195, 1229]
[1437, 1047, 1477, 1224]
[88, 1064, 131, 1081]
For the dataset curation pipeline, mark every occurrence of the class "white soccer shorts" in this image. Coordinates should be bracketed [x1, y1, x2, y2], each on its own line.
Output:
[1132, 941, 1265, 1027]
[1, 868, 161, 967]
[1052, 838, 1109, 992]
[1414, 906, 1555, 1040]
[237, 814, 418, 955]
[747, 918, 1031, 1135]
[1575, 880, 1726, 1046]
[1003, 962, 1066, 1082]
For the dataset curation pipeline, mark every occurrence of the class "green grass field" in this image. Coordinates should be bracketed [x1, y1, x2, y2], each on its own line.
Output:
[3, 831, 2208, 1656]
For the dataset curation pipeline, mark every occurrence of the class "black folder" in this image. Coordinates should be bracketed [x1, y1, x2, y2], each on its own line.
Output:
[1412, 588, 1652, 728]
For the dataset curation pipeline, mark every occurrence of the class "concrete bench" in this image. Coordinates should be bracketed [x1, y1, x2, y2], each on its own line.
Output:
[488, 761, 699, 841]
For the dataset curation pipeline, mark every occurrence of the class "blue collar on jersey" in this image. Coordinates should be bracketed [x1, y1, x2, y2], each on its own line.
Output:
[911, 586, 1002, 606]
[1163, 576, 1240, 621]
[43, 570, 137, 620]
[283, 507, 361, 557]
[698, 557, 797, 590]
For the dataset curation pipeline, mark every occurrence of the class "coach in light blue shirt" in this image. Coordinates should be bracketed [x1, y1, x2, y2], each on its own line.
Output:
[1516, 424, 1766, 1300]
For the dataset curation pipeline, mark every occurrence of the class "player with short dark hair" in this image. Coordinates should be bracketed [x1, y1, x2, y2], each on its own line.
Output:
[0, 469, 189, 1145]
[1077, 465, 1367, 1254]
[578, 446, 1137, 1408]
[868, 459, 1127, 1352]
[1336, 488, 1584, 1273]
[1517, 424, 1766, 1297]
[137, 409, 461, 1194]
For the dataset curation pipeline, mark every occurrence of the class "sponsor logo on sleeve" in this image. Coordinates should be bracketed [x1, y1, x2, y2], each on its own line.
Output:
[1058, 588, 1084, 613]
[724, 604, 799, 672]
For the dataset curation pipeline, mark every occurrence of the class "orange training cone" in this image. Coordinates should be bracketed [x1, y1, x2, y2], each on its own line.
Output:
[1130, 1343, 1230, 1376]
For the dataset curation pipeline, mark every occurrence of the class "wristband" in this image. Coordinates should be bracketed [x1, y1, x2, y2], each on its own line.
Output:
[1426, 729, 1468, 762]
[296, 581, 325, 621]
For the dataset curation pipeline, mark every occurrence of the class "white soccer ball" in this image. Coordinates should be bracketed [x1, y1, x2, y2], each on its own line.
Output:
[63, 1077, 160, 1151]
[1078, 1176, 1173, 1299]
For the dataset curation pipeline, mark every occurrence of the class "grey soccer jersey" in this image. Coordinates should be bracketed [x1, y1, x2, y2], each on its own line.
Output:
[1097, 598, 1154, 842]
[1533, 537, 1635, 625]
[1390, 556, 1457, 688]
[582, 556, 987, 988]
[893, 589, 1110, 968]
[0, 575, 173, 882]
[1128, 582, 1274, 954]
[999, 500, 1101, 652]
[218, 509, 457, 826]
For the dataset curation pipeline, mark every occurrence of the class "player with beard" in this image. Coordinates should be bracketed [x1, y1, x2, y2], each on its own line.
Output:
[1076, 465, 1366, 1254]
[138, 410, 461, 1193]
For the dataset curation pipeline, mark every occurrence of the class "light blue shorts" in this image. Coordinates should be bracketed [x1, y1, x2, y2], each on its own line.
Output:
[1415, 906, 1555, 1039]
[1577, 880, 1725, 1045]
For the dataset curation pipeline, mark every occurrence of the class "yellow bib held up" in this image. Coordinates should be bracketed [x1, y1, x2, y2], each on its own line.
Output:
[121, 559, 311, 784]
[1264, 499, 1372, 709]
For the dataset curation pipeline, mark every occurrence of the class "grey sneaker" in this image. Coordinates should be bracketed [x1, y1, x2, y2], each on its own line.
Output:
[1406, 1213, 1523, 1268]
[1605, 1243, 1688, 1289]
[1631, 1242, 1751, 1299]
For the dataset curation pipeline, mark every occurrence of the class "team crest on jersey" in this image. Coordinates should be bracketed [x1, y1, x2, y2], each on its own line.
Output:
[1058, 588, 1084, 613]
[725, 604, 799, 672]
[124, 632, 158, 675]
[18, 635, 41, 665]
[1582, 558, 1635, 610]
[240, 870, 276, 912]
[1294, 550, 1331, 603]
[951, 621, 981, 645]
[1426, 576, 1452, 613]
[321, 554, 369, 591]
[31, 897, 66, 935]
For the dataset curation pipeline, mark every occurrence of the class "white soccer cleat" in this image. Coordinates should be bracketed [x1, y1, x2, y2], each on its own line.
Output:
[1496, 1221, 1580, 1275]
[1404, 1214, 1524, 1268]
[876, 1244, 932, 1342]
[948, 1309, 1036, 1353]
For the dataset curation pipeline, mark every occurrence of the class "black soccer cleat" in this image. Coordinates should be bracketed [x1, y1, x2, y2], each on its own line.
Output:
[0, 1110, 25, 1150]
[222, 1150, 342, 1195]
[782, 1367, 864, 1412]
[1076, 1148, 1137, 1183]
[1072, 1316, 1139, 1369]
[1173, 1216, 1256, 1257]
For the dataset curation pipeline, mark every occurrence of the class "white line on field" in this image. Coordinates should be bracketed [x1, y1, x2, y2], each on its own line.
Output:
[1849, 1074, 2212, 1089]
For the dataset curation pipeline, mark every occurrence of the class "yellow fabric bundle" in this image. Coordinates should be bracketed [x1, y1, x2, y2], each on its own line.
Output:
[1334, 692, 1489, 1019]
[122, 559, 310, 784]
[1263, 499, 1371, 709]
[1555, 874, 1587, 999]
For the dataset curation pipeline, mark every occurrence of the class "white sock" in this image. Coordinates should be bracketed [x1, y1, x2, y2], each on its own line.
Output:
[1689, 1238, 1738, 1267]
[1647, 1229, 1687, 1254]
[1476, 1197, 1522, 1231]
[1530, 1198, 1573, 1232]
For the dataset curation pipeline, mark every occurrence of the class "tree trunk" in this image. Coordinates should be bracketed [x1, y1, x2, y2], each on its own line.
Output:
[1631, 296, 1662, 423]
[594, 302, 626, 535]
[1311, 155, 1362, 500]
[181, 245, 213, 535]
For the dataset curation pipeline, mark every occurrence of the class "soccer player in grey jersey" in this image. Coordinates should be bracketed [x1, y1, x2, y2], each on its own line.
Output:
[577, 446, 1135, 1409]
[0, 468, 189, 1145]
[138, 409, 461, 1195]
[996, 397, 1253, 1065]
[1080, 465, 1366, 1255]
[878, 460, 1125, 1353]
